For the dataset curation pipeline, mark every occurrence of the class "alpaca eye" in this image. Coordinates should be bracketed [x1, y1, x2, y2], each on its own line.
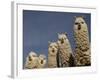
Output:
[49, 46, 51, 48]
[59, 39, 61, 41]
[44, 58, 46, 60]
[75, 22, 78, 25]
[55, 46, 57, 48]
[81, 22, 84, 24]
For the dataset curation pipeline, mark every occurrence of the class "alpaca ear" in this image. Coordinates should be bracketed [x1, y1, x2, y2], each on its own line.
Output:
[81, 16, 84, 18]
[48, 41, 51, 44]
[64, 32, 67, 35]
[74, 16, 77, 19]
[57, 33, 60, 35]
[74, 16, 84, 19]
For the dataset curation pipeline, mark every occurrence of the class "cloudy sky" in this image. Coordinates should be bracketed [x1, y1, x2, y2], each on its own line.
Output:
[23, 10, 91, 68]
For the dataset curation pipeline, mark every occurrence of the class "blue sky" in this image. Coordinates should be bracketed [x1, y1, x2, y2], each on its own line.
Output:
[23, 10, 91, 68]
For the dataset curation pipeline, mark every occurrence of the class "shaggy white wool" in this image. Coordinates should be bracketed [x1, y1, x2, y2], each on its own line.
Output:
[57, 33, 73, 67]
[74, 16, 91, 66]
[25, 51, 38, 69]
[48, 41, 58, 68]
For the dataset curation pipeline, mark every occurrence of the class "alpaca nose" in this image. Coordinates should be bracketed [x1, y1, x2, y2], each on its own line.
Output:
[52, 48, 55, 52]
[61, 39, 64, 44]
[41, 60, 43, 64]
[78, 24, 81, 30]
[29, 56, 32, 61]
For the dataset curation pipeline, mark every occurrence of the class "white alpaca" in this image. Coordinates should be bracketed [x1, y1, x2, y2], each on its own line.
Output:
[25, 51, 38, 69]
[74, 16, 91, 66]
[37, 54, 47, 68]
[57, 33, 74, 67]
[48, 41, 58, 68]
